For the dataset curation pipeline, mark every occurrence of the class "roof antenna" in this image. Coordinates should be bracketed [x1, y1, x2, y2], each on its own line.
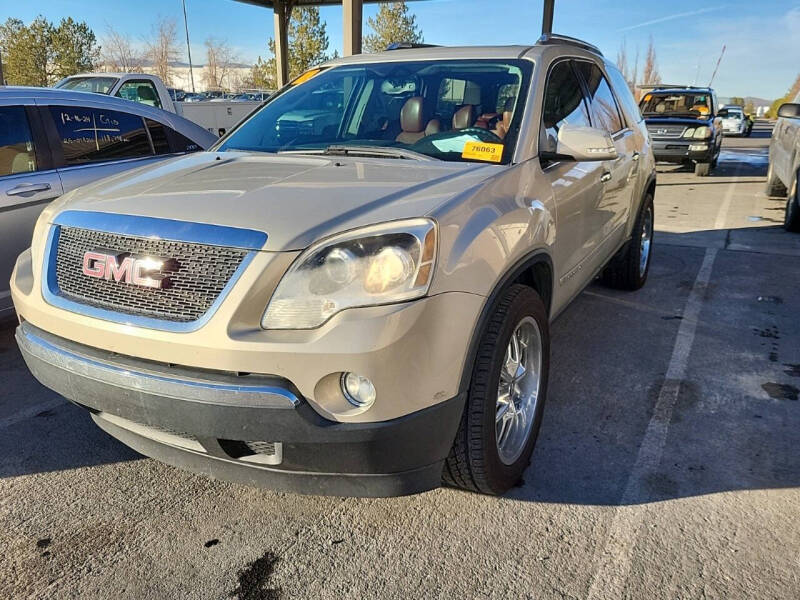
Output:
[707, 45, 726, 88]
[542, 0, 555, 35]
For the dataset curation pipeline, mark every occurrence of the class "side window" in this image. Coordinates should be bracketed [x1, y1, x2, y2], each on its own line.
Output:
[540, 60, 591, 154]
[604, 65, 643, 124]
[145, 119, 171, 154]
[48, 106, 153, 165]
[145, 118, 201, 154]
[575, 62, 624, 134]
[116, 81, 162, 109]
[0, 106, 37, 176]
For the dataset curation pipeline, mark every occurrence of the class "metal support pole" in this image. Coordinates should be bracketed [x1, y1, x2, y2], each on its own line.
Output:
[0, 52, 4, 86]
[542, 0, 555, 35]
[273, 0, 290, 87]
[343, 0, 363, 56]
[182, 0, 196, 93]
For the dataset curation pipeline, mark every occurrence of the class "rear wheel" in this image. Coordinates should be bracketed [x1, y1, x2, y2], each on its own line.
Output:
[601, 193, 654, 290]
[443, 285, 549, 495]
[766, 162, 787, 198]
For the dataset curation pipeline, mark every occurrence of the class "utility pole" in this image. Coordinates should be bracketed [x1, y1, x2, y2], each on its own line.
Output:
[0, 51, 4, 85]
[182, 0, 196, 93]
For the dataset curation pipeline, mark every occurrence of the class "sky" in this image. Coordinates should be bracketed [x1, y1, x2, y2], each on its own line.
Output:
[2, 0, 799, 100]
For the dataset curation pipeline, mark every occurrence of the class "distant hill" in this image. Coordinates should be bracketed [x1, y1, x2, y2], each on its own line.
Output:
[719, 95, 772, 107]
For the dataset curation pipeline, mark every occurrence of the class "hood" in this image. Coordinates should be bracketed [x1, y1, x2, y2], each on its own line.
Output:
[643, 115, 714, 127]
[52, 151, 498, 251]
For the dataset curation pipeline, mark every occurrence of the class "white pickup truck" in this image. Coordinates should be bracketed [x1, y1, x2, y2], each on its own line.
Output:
[54, 72, 263, 137]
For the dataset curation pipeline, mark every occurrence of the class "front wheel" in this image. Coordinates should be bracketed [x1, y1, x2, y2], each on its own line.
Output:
[443, 285, 549, 495]
[601, 193, 654, 290]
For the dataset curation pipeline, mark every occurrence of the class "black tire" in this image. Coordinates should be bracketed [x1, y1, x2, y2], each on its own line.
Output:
[601, 193, 654, 290]
[766, 162, 787, 198]
[443, 285, 549, 495]
[695, 162, 711, 177]
[785, 177, 800, 233]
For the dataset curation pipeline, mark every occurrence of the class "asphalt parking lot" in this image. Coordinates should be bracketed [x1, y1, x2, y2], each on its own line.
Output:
[2, 121, 799, 599]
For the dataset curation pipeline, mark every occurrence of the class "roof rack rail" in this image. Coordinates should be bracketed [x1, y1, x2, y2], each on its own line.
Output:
[640, 84, 711, 91]
[536, 33, 603, 57]
[385, 42, 440, 51]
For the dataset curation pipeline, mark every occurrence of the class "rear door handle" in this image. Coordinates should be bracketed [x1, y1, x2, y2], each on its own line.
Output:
[7, 182, 52, 196]
[600, 172, 612, 183]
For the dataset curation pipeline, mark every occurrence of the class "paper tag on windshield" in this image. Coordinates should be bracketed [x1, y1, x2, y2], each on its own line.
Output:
[461, 141, 504, 163]
[291, 69, 321, 86]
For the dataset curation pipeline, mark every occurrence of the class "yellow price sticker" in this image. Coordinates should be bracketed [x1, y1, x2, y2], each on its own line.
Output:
[461, 141, 504, 163]
[291, 69, 321, 86]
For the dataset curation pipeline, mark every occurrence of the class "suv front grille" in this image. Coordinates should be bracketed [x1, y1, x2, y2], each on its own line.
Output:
[647, 124, 686, 139]
[54, 226, 248, 322]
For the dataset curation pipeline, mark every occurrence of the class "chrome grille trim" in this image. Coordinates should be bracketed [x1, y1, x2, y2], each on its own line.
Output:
[41, 210, 268, 332]
[646, 124, 686, 139]
[55, 226, 248, 323]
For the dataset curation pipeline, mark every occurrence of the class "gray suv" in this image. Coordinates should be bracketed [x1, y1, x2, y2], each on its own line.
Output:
[12, 35, 656, 497]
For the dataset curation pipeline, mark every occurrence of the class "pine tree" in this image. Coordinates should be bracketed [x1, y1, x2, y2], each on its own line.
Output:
[364, 2, 423, 53]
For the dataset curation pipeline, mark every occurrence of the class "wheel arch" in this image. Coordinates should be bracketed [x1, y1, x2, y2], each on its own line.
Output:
[457, 249, 554, 394]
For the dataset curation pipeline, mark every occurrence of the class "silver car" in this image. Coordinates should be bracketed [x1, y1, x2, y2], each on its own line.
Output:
[13, 36, 656, 496]
[0, 87, 216, 317]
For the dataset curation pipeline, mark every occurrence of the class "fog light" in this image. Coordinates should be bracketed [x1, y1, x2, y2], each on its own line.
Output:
[341, 372, 376, 408]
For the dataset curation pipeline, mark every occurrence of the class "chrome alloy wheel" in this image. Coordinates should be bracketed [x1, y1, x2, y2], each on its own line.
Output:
[496, 317, 542, 465]
[639, 204, 653, 277]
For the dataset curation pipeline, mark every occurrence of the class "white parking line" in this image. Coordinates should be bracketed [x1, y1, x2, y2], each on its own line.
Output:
[586, 246, 717, 599]
[0, 398, 65, 431]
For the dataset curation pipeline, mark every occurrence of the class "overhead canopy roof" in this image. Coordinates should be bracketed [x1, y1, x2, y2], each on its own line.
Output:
[234, 0, 416, 7]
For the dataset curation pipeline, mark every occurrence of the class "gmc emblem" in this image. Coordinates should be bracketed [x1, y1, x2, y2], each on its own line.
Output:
[82, 250, 176, 289]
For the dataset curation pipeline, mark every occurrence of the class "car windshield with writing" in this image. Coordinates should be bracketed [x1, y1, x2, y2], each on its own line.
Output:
[216, 59, 532, 164]
[55, 76, 119, 95]
[640, 92, 711, 117]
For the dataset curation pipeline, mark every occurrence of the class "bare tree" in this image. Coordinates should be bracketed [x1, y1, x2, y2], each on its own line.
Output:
[642, 36, 661, 86]
[616, 40, 629, 81]
[202, 37, 238, 90]
[101, 25, 141, 72]
[145, 17, 179, 86]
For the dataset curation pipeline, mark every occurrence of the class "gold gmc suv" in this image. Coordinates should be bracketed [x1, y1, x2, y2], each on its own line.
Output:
[12, 35, 656, 497]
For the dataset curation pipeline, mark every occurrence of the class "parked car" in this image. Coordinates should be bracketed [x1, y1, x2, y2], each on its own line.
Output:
[12, 36, 657, 497]
[54, 73, 260, 136]
[639, 86, 723, 176]
[767, 98, 800, 231]
[719, 105, 752, 137]
[167, 87, 186, 102]
[0, 87, 216, 318]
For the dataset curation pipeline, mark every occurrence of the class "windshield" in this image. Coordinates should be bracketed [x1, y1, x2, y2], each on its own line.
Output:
[55, 76, 119, 94]
[217, 59, 532, 164]
[639, 92, 711, 117]
[718, 108, 742, 119]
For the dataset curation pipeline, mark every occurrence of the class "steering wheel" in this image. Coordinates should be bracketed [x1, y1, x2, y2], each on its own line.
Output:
[458, 127, 504, 144]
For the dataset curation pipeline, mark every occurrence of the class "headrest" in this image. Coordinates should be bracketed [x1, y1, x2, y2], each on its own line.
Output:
[452, 105, 475, 130]
[400, 96, 425, 133]
[138, 85, 156, 100]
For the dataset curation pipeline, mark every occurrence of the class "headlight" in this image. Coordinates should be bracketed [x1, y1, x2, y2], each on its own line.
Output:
[693, 126, 712, 139]
[262, 218, 437, 329]
[683, 128, 696, 138]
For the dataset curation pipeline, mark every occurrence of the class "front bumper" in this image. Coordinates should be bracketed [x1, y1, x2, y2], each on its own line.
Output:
[651, 139, 714, 163]
[16, 322, 465, 497]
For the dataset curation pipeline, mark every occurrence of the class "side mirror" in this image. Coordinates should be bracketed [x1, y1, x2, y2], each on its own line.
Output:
[545, 125, 618, 162]
[777, 103, 800, 119]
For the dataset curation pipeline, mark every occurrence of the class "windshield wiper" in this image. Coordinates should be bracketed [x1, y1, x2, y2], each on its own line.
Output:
[321, 145, 434, 161]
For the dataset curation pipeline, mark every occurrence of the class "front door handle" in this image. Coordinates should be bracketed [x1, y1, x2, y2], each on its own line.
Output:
[7, 182, 52, 196]
[600, 172, 612, 183]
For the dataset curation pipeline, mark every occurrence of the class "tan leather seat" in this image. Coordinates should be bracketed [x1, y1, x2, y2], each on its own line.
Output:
[452, 105, 475, 130]
[397, 97, 432, 144]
